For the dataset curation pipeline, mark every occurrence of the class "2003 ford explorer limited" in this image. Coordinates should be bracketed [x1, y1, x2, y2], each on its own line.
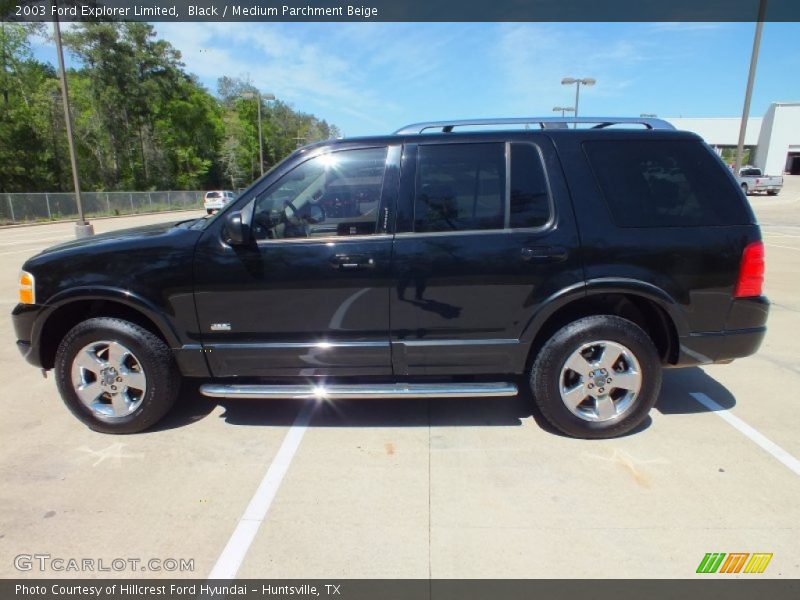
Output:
[12, 117, 769, 438]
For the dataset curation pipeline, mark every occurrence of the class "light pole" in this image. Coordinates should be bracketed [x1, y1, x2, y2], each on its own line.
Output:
[553, 106, 575, 118]
[735, 0, 768, 172]
[561, 77, 596, 127]
[242, 91, 275, 177]
[53, 1, 93, 238]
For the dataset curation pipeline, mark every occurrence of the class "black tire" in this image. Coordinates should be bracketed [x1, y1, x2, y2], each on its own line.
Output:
[529, 315, 662, 439]
[54, 317, 180, 434]
[206, 209, 214, 214]
[741, 183, 749, 196]
[767, 190, 778, 196]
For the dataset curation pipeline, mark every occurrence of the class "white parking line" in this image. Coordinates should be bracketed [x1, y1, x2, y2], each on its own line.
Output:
[765, 243, 800, 253]
[208, 400, 316, 579]
[764, 232, 800, 239]
[0, 236, 70, 247]
[0, 247, 56, 257]
[0, 227, 75, 237]
[690, 392, 800, 476]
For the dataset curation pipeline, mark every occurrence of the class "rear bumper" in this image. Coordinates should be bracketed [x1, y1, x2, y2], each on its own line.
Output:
[677, 327, 766, 366]
[204, 201, 225, 210]
[675, 296, 769, 366]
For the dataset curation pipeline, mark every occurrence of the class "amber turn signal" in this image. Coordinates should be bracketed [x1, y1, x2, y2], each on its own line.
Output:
[19, 271, 35, 304]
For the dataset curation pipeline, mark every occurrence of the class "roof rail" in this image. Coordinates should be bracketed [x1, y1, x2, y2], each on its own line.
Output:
[394, 117, 676, 135]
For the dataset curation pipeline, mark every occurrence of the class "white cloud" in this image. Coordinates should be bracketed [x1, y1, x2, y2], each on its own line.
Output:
[153, 22, 384, 127]
[490, 24, 687, 115]
[152, 22, 476, 132]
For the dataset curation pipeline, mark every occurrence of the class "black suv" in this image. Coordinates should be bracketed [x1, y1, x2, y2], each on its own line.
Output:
[12, 117, 769, 438]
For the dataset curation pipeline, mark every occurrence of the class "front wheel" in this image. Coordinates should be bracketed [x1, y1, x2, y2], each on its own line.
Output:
[54, 317, 180, 433]
[529, 315, 662, 439]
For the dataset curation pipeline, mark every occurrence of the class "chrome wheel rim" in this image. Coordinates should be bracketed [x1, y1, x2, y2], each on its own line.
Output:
[559, 340, 642, 423]
[70, 340, 147, 421]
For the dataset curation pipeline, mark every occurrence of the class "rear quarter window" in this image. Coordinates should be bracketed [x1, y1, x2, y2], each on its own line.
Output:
[583, 139, 750, 227]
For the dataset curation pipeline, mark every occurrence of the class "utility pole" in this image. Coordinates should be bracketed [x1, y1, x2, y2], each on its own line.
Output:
[255, 92, 263, 176]
[241, 91, 275, 177]
[53, 2, 93, 238]
[735, 0, 768, 172]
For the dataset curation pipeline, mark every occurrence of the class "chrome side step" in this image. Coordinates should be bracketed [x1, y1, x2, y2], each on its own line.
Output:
[199, 382, 518, 400]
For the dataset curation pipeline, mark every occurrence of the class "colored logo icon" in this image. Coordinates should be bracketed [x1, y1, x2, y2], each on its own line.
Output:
[696, 552, 773, 574]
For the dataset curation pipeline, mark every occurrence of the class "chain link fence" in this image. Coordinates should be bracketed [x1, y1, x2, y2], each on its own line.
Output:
[0, 191, 205, 225]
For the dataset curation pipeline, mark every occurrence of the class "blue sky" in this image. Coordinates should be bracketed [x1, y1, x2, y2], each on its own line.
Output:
[33, 22, 800, 137]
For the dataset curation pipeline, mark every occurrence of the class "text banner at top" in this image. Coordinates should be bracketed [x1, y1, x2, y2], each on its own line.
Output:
[5, 0, 800, 22]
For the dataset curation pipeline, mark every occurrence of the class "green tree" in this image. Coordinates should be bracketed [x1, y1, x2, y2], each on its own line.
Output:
[0, 22, 58, 192]
[0, 24, 338, 194]
[217, 76, 341, 185]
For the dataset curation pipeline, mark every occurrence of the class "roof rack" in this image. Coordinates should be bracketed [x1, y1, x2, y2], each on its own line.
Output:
[394, 117, 676, 135]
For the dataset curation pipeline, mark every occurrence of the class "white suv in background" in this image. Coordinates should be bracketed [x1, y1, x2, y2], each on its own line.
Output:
[203, 190, 236, 214]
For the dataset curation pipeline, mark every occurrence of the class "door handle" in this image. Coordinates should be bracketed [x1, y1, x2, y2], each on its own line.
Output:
[329, 254, 375, 270]
[521, 246, 568, 262]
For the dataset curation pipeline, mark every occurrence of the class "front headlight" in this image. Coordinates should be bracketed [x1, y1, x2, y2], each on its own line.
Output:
[19, 271, 35, 304]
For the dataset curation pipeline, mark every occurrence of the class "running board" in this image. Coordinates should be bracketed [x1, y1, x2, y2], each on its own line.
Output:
[199, 382, 518, 400]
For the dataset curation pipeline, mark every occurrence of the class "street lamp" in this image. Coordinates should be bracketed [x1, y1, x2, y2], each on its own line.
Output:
[53, 1, 93, 238]
[242, 91, 276, 177]
[553, 106, 576, 118]
[561, 77, 596, 127]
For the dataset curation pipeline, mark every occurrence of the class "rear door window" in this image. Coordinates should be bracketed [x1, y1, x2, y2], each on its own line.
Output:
[583, 139, 749, 227]
[740, 168, 761, 177]
[510, 143, 551, 229]
[414, 143, 505, 232]
[413, 142, 552, 232]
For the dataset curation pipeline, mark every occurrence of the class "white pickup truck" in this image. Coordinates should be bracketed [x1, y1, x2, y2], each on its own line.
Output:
[735, 166, 783, 196]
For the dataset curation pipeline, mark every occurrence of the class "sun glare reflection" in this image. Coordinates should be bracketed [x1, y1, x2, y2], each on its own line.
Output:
[318, 153, 339, 168]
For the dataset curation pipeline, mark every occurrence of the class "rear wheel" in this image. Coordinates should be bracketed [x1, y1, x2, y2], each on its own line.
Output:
[206, 208, 214, 214]
[529, 315, 662, 439]
[54, 317, 180, 433]
[767, 190, 778, 196]
[741, 183, 749, 196]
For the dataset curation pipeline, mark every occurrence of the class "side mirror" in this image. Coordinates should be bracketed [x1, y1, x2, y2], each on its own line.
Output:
[305, 202, 326, 224]
[224, 211, 248, 245]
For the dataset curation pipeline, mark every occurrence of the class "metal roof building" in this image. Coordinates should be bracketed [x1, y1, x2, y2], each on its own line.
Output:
[668, 102, 800, 175]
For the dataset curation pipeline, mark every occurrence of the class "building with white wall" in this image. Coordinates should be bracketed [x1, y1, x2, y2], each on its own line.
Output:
[667, 102, 800, 175]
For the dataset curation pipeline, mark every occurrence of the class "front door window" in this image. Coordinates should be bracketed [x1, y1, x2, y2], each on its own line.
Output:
[252, 147, 389, 240]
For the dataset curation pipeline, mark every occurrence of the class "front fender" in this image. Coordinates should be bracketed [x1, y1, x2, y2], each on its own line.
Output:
[32, 286, 182, 352]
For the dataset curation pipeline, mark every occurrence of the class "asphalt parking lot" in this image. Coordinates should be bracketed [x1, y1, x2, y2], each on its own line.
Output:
[1, 181, 799, 580]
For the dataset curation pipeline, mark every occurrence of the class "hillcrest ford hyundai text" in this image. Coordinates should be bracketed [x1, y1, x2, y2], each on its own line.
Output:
[12, 117, 769, 438]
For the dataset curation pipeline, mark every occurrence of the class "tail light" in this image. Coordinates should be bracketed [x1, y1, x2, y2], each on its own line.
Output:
[734, 241, 765, 298]
[755, 178, 761, 185]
